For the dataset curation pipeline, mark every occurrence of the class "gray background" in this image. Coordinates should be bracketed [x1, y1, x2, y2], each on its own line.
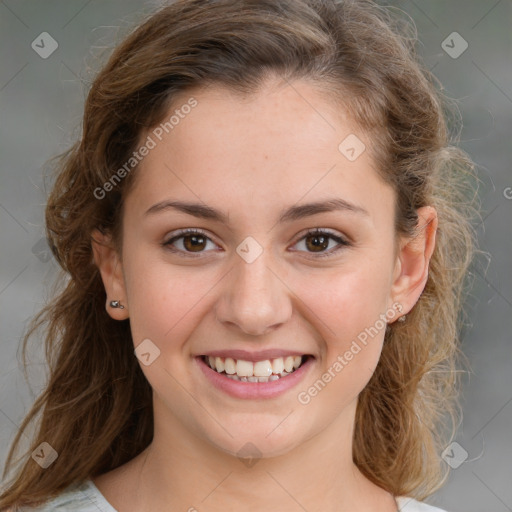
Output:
[0, 1, 511, 511]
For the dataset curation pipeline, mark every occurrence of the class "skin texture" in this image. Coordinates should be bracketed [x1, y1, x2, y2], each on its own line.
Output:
[91, 77, 437, 512]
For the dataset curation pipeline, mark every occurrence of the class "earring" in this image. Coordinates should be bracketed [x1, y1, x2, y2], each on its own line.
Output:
[109, 300, 125, 309]
[397, 315, 406, 322]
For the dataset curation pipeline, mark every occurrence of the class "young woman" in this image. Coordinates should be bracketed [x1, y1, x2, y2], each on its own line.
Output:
[0, 0, 477, 510]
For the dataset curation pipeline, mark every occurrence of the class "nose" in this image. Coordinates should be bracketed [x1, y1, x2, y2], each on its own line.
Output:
[214, 246, 292, 336]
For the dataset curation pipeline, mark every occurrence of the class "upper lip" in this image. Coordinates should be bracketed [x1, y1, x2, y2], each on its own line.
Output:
[197, 349, 314, 362]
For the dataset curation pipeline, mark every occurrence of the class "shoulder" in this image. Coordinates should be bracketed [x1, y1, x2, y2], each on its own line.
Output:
[396, 496, 451, 512]
[15, 479, 117, 512]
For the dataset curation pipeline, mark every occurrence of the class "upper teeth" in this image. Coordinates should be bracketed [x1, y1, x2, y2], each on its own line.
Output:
[206, 355, 303, 378]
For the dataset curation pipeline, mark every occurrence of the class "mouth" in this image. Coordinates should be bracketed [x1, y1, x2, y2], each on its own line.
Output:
[195, 353, 315, 399]
[200, 354, 311, 382]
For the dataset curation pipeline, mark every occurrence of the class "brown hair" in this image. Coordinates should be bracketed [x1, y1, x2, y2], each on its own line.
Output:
[0, 0, 478, 508]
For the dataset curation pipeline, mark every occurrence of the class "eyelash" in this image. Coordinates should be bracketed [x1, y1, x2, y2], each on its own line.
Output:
[162, 227, 350, 259]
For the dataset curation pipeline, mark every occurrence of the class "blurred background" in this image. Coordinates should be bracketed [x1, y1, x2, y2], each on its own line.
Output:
[0, 1, 511, 510]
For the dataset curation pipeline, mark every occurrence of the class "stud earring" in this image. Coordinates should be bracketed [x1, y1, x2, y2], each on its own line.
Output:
[397, 315, 406, 322]
[109, 300, 125, 309]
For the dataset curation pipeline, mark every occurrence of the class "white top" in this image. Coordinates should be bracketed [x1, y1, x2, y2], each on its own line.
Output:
[19, 479, 450, 511]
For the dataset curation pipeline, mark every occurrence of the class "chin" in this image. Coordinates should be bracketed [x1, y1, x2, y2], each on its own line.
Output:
[202, 419, 306, 461]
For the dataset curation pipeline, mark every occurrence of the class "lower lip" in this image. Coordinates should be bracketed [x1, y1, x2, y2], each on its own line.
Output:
[195, 356, 315, 400]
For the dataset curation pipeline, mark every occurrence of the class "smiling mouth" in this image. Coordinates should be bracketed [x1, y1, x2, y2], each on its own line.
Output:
[200, 354, 312, 382]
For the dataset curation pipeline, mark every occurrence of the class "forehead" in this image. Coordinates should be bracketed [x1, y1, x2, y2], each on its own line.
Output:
[124, 79, 394, 226]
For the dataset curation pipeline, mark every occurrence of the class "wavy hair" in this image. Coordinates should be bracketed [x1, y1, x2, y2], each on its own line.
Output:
[0, 0, 478, 508]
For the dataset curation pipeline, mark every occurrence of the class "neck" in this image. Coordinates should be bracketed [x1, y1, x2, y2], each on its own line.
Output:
[105, 396, 397, 512]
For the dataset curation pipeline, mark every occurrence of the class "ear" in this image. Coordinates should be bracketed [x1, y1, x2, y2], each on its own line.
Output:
[91, 228, 129, 320]
[389, 206, 438, 321]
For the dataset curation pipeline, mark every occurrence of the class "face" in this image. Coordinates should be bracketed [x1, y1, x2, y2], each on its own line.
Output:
[94, 77, 430, 461]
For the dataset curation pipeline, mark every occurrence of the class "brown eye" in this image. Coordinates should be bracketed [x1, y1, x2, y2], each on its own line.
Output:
[163, 228, 217, 256]
[292, 229, 350, 258]
[304, 232, 330, 253]
[182, 233, 207, 252]
[163, 227, 349, 259]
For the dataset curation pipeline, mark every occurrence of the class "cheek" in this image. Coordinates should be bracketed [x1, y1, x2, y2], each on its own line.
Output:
[122, 247, 217, 354]
[294, 261, 392, 339]
[290, 259, 392, 390]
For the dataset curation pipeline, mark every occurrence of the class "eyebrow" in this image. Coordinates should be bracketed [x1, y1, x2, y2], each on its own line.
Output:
[144, 197, 369, 224]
